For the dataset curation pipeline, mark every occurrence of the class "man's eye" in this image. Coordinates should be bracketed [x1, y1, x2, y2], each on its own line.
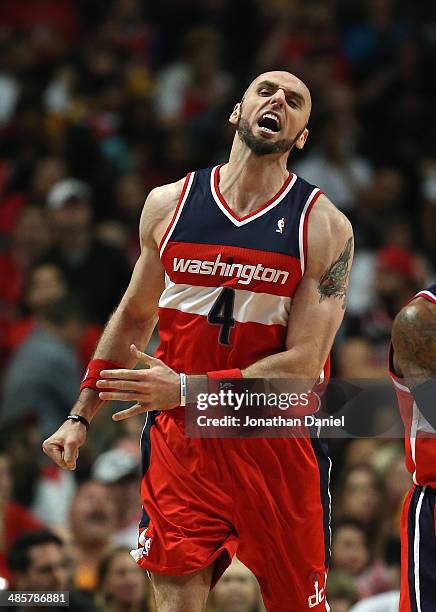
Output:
[259, 89, 271, 96]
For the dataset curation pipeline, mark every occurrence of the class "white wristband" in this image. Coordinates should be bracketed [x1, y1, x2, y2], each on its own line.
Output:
[180, 373, 187, 407]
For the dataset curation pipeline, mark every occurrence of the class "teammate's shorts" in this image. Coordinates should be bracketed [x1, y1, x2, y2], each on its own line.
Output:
[130, 410, 331, 611]
[400, 485, 436, 612]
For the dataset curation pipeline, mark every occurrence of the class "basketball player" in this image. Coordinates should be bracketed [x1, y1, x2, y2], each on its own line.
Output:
[43, 71, 353, 611]
[390, 285, 436, 612]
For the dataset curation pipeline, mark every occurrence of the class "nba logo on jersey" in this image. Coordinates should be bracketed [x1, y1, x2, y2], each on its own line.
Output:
[276, 217, 287, 234]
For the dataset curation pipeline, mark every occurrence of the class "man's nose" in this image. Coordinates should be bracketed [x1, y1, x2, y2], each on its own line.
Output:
[270, 88, 286, 106]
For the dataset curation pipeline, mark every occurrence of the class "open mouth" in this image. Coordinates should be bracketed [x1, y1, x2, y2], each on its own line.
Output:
[258, 112, 280, 134]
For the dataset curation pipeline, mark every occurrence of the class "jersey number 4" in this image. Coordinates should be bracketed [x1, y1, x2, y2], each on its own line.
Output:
[208, 287, 235, 346]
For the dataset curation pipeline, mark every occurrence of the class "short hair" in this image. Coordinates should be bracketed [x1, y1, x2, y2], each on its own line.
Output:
[7, 530, 63, 573]
[97, 546, 131, 589]
[332, 518, 370, 545]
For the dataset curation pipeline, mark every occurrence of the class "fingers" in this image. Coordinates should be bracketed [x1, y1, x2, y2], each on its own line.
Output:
[62, 440, 79, 470]
[112, 403, 150, 421]
[130, 344, 161, 367]
[42, 440, 76, 471]
[98, 391, 149, 402]
[99, 369, 145, 380]
[99, 345, 161, 380]
[97, 379, 147, 392]
[42, 441, 66, 468]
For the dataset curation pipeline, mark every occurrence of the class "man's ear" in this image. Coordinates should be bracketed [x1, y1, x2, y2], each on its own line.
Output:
[229, 102, 241, 125]
[295, 127, 309, 150]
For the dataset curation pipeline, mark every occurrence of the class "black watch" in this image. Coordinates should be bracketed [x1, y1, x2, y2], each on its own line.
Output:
[66, 414, 90, 431]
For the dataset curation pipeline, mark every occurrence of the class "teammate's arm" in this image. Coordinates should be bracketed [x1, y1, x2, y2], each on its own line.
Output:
[391, 298, 436, 429]
[391, 299, 436, 381]
[42, 181, 183, 469]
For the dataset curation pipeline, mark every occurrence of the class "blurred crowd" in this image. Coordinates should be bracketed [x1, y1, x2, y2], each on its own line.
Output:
[1, 0, 436, 609]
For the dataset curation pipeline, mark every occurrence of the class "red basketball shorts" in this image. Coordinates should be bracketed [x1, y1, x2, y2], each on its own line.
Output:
[131, 411, 331, 611]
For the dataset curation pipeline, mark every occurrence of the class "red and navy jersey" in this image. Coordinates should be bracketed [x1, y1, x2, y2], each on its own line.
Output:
[156, 164, 329, 379]
[389, 284, 436, 488]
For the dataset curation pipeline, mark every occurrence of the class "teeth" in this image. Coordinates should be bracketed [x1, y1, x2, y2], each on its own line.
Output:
[261, 113, 280, 128]
[259, 126, 275, 133]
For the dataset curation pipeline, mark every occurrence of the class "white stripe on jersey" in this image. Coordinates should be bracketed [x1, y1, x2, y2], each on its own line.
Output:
[411, 401, 419, 485]
[159, 172, 195, 258]
[159, 279, 291, 327]
[298, 188, 321, 276]
[210, 166, 298, 227]
[414, 289, 436, 302]
[414, 486, 426, 612]
[390, 375, 410, 393]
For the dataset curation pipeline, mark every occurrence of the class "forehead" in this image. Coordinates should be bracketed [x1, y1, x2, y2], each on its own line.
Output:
[29, 543, 62, 566]
[248, 71, 309, 98]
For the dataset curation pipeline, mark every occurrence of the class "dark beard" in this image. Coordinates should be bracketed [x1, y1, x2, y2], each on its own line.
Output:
[237, 116, 296, 156]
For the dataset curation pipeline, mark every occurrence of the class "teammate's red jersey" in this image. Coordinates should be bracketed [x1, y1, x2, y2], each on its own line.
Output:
[389, 285, 436, 488]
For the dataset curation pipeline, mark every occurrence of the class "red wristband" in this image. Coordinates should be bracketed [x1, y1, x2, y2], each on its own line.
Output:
[207, 369, 242, 379]
[80, 359, 122, 392]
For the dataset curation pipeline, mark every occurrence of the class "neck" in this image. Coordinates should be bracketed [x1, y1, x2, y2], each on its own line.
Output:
[77, 540, 108, 566]
[220, 138, 290, 216]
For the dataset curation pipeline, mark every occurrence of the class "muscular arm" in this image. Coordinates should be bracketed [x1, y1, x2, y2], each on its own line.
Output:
[243, 195, 353, 380]
[391, 298, 436, 383]
[72, 182, 184, 422]
[42, 179, 184, 468]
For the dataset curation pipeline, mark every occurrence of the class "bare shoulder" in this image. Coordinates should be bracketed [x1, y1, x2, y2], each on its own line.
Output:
[139, 177, 186, 247]
[392, 298, 436, 377]
[307, 194, 354, 270]
[309, 194, 353, 250]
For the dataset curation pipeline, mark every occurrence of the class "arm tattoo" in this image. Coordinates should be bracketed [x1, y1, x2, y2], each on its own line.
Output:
[392, 300, 436, 379]
[318, 236, 353, 309]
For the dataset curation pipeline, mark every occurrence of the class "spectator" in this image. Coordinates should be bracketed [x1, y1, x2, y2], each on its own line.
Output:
[331, 519, 396, 598]
[1, 296, 84, 439]
[294, 112, 373, 212]
[349, 590, 400, 612]
[96, 546, 152, 612]
[154, 26, 233, 127]
[326, 569, 359, 612]
[332, 519, 371, 577]
[0, 450, 42, 582]
[207, 556, 265, 611]
[91, 448, 141, 548]
[45, 178, 131, 324]
[334, 464, 384, 545]
[6, 262, 68, 351]
[420, 158, 436, 263]
[0, 206, 51, 323]
[68, 480, 117, 593]
[337, 247, 423, 377]
[6, 530, 98, 611]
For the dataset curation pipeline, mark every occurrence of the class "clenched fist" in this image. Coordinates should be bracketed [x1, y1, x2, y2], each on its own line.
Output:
[42, 419, 87, 470]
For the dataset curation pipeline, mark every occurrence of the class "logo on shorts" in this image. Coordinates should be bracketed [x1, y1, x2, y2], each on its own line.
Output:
[307, 574, 325, 608]
[276, 217, 287, 234]
[139, 528, 152, 557]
